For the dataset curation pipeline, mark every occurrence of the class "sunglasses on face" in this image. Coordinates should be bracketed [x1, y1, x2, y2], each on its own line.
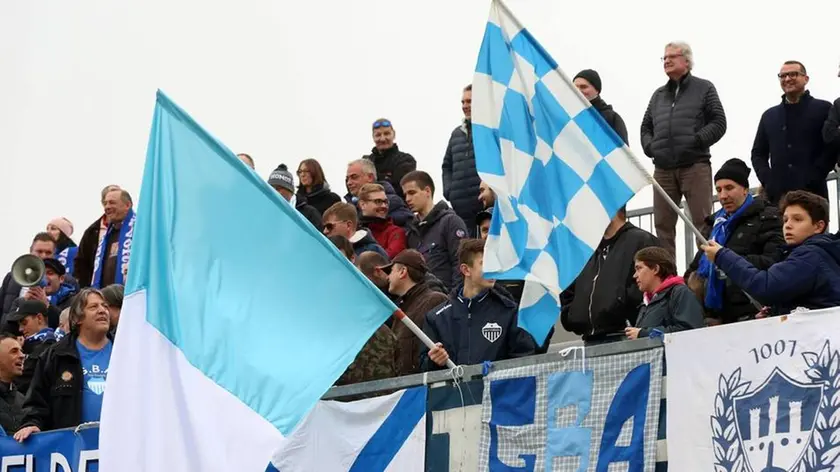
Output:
[372, 120, 392, 129]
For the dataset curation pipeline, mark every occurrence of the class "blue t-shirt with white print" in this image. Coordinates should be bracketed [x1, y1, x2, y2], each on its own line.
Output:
[76, 339, 112, 423]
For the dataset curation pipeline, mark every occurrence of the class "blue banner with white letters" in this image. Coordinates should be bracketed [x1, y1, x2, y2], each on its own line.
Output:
[478, 347, 664, 471]
[0, 426, 98, 471]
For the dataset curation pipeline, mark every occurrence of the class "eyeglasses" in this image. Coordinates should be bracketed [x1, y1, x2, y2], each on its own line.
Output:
[778, 71, 804, 80]
[364, 198, 389, 206]
[372, 120, 392, 129]
[296, 169, 310, 176]
[661, 54, 683, 62]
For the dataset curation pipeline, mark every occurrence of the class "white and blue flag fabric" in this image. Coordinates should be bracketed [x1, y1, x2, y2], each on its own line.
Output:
[471, 0, 650, 343]
[98, 91, 398, 471]
[269, 387, 427, 472]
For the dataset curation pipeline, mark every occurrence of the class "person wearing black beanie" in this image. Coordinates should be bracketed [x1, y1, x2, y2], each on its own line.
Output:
[683, 157, 784, 325]
[714, 158, 751, 189]
[573, 69, 629, 145]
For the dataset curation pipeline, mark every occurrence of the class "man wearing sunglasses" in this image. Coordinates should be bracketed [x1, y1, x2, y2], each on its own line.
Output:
[363, 119, 417, 202]
[752, 60, 835, 205]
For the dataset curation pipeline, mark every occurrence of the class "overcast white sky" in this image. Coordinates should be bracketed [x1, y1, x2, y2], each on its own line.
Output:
[1, 0, 839, 272]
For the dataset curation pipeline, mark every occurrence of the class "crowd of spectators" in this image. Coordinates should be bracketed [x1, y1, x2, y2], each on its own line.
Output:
[0, 42, 838, 435]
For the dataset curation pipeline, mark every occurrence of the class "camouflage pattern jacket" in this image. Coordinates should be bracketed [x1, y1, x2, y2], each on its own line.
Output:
[335, 324, 399, 388]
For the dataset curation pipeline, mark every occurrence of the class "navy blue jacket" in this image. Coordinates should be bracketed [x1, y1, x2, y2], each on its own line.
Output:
[715, 234, 840, 315]
[420, 286, 536, 371]
[345, 181, 414, 227]
[751, 92, 835, 204]
[825, 98, 840, 145]
[405, 201, 468, 291]
[442, 121, 482, 232]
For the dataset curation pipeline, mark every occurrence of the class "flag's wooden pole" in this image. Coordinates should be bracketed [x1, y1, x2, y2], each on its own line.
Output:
[393, 309, 457, 370]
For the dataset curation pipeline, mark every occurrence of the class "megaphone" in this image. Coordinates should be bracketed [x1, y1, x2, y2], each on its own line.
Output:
[11, 255, 46, 288]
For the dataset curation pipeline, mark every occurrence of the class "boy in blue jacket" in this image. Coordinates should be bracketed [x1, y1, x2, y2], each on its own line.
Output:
[420, 239, 536, 371]
[701, 190, 840, 315]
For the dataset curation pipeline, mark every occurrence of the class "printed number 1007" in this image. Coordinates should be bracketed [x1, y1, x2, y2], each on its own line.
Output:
[750, 340, 797, 364]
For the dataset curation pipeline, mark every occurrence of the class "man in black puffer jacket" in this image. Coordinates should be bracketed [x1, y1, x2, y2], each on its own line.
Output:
[573, 70, 628, 144]
[641, 41, 727, 257]
[442, 84, 483, 236]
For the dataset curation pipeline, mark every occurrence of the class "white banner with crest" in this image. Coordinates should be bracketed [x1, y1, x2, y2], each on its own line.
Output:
[665, 308, 840, 471]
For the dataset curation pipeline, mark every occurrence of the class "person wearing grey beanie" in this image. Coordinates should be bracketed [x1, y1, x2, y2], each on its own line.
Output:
[268, 164, 323, 231]
[573, 69, 629, 144]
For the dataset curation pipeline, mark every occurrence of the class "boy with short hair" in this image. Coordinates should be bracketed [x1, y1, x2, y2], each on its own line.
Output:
[420, 239, 535, 371]
[701, 190, 840, 315]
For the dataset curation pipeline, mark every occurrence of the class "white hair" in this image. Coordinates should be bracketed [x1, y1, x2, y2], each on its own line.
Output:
[666, 41, 694, 70]
[59, 308, 70, 327]
[348, 158, 377, 179]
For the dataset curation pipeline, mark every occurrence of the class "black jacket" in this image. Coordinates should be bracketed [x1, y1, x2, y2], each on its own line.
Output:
[442, 121, 483, 230]
[751, 92, 835, 204]
[21, 333, 86, 431]
[825, 98, 840, 146]
[17, 329, 59, 396]
[635, 282, 705, 337]
[0, 382, 24, 435]
[405, 201, 469, 291]
[363, 144, 417, 202]
[640, 73, 727, 169]
[296, 184, 341, 216]
[0, 272, 20, 318]
[686, 198, 784, 323]
[420, 286, 535, 371]
[591, 96, 629, 145]
[74, 217, 104, 288]
[560, 223, 659, 340]
[295, 195, 323, 231]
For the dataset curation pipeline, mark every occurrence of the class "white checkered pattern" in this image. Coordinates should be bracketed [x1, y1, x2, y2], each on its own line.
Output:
[472, 0, 649, 344]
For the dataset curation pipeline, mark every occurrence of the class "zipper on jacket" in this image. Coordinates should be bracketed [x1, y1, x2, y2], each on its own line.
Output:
[588, 254, 603, 335]
[667, 83, 681, 160]
[466, 300, 472, 365]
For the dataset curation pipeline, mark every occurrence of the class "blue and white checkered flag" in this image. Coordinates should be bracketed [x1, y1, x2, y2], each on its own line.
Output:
[472, 0, 650, 343]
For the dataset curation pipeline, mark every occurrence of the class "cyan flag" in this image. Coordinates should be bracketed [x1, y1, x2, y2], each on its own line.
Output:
[99, 90, 398, 471]
[471, 0, 650, 343]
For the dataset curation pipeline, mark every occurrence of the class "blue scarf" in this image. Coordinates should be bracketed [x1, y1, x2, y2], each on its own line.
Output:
[56, 246, 78, 276]
[25, 328, 57, 347]
[698, 194, 753, 310]
[92, 209, 136, 288]
[49, 282, 76, 306]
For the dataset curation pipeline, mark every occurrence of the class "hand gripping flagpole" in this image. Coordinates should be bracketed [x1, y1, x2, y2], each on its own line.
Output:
[393, 309, 457, 370]
[629, 154, 764, 310]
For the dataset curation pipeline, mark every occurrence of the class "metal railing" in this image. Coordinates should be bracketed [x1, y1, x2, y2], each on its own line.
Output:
[625, 172, 840, 272]
[324, 337, 655, 400]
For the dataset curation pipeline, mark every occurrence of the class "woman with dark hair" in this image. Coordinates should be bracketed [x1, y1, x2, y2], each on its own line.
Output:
[625, 247, 704, 340]
[328, 234, 355, 263]
[46, 218, 77, 275]
[296, 159, 341, 215]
